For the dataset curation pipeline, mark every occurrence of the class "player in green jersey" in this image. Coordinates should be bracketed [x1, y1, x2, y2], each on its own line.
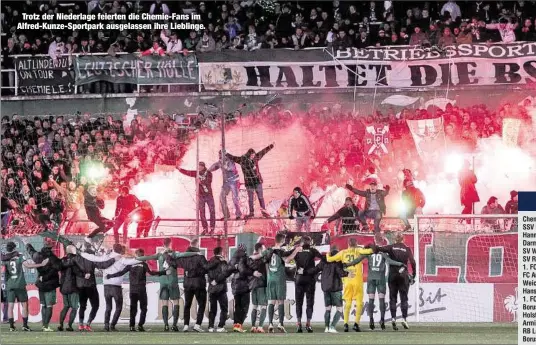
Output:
[252, 233, 302, 333]
[2, 242, 49, 332]
[148, 238, 197, 332]
[344, 233, 404, 330]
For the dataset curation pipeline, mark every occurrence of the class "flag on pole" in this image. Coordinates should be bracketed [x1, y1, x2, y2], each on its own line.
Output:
[407, 117, 446, 161]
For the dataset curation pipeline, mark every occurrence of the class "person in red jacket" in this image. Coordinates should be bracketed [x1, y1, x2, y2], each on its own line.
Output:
[141, 41, 165, 56]
[458, 160, 480, 224]
[400, 179, 425, 231]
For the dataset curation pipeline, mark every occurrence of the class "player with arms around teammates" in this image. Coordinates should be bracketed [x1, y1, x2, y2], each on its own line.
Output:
[2, 241, 48, 332]
[376, 232, 417, 330]
[251, 233, 302, 333]
[326, 237, 373, 332]
[345, 233, 405, 330]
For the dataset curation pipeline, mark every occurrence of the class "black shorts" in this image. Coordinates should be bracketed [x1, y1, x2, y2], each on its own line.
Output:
[388, 274, 409, 294]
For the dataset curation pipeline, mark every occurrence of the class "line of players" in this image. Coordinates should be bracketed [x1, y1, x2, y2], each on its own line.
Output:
[1, 232, 415, 333]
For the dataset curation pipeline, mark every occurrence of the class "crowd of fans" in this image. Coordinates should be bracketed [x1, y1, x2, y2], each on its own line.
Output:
[295, 99, 532, 199]
[1, 95, 531, 236]
[3, 0, 536, 59]
[3, 1, 536, 95]
[0, 112, 193, 236]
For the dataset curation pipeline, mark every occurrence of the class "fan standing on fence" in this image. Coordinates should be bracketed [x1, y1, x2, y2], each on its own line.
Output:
[84, 185, 113, 245]
[345, 181, 390, 233]
[288, 187, 315, 233]
[323, 197, 360, 234]
[400, 180, 426, 231]
[209, 150, 242, 220]
[177, 162, 216, 235]
[458, 160, 480, 224]
[112, 186, 141, 244]
[224, 143, 275, 219]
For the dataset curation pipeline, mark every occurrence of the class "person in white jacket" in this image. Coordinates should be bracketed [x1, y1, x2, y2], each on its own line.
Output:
[79, 244, 142, 331]
[160, 30, 183, 55]
[486, 19, 518, 43]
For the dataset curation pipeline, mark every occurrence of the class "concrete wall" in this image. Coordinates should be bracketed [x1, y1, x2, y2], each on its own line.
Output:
[2, 87, 531, 117]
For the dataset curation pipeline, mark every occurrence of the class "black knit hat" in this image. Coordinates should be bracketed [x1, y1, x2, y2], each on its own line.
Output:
[6, 242, 17, 252]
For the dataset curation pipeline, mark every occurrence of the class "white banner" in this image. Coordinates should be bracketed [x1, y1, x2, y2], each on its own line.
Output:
[502, 118, 522, 147]
[199, 54, 536, 91]
[6, 282, 494, 324]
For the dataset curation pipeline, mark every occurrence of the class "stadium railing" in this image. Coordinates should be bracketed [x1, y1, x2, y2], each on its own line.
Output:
[37, 213, 519, 237]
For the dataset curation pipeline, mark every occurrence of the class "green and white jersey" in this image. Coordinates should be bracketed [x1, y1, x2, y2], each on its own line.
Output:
[158, 250, 177, 287]
[367, 252, 404, 280]
[4, 255, 27, 290]
[265, 249, 286, 284]
[367, 253, 389, 280]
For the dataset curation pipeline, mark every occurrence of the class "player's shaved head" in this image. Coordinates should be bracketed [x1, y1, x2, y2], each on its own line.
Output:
[348, 238, 357, 247]
[395, 232, 404, 243]
[65, 245, 76, 254]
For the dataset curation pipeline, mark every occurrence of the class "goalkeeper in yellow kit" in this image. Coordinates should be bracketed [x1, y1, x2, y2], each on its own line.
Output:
[326, 238, 373, 332]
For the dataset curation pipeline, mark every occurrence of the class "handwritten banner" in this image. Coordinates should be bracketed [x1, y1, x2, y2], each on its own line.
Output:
[75, 54, 199, 85]
[15, 56, 74, 95]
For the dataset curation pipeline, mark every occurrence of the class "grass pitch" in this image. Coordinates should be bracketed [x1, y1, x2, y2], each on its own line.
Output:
[0, 323, 517, 344]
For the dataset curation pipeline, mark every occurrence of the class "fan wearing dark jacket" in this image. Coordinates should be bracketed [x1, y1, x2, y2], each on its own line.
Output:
[288, 187, 315, 233]
[325, 197, 360, 234]
[230, 244, 255, 333]
[400, 180, 425, 231]
[177, 162, 215, 235]
[166, 238, 209, 332]
[345, 181, 390, 233]
[206, 247, 235, 332]
[307, 248, 348, 333]
[225, 143, 275, 218]
[84, 184, 113, 242]
[26, 243, 62, 331]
